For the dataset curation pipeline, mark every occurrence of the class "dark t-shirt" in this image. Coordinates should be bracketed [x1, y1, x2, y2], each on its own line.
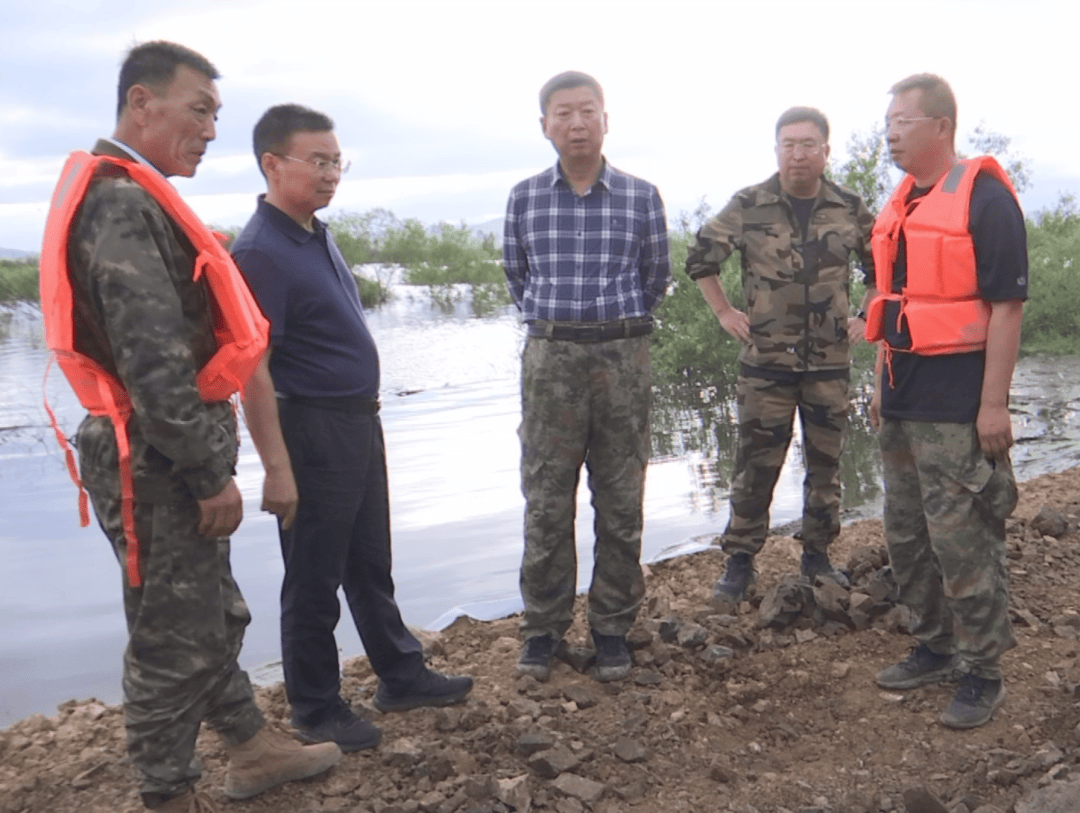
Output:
[787, 194, 815, 241]
[880, 173, 1028, 422]
[231, 196, 380, 399]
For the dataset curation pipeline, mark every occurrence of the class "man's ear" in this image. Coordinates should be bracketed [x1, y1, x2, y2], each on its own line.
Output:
[539, 115, 548, 139]
[603, 112, 609, 135]
[125, 84, 154, 124]
[259, 152, 277, 178]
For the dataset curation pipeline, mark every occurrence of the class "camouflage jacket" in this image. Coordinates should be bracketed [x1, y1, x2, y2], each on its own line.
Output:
[70, 139, 237, 504]
[685, 173, 875, 371]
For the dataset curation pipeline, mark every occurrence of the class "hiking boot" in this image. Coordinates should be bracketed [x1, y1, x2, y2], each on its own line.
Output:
[373, 669, 474, 712]
[591, 630, 632, 682]
[224, 725, 342, 800]
[800, 550, 850, 588]
[517, 634, 555, 681]
[875, 644, 960, 689]
[292, 698, 381, 753]
[712, 553, 756, 609]
[940, 673, 1007, 729]
[156, 790, 218, 812]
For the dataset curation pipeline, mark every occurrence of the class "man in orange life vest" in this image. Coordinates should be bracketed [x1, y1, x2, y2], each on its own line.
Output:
[867, 74, 1027, 729]
[53, 41, 340, 809]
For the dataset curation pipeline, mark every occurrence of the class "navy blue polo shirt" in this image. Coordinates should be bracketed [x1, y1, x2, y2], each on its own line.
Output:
[232, 196, 380, 398]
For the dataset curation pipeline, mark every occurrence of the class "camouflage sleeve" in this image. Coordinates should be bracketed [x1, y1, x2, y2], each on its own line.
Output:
[72, 178, 234, 501]
[684, 194, 742, 281]
[640, 185, 671, 313]
[502, 187, 527, 310]
[853, 195, 876, 287]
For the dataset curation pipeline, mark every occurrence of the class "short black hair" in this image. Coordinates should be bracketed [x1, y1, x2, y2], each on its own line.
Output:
[117, 41, 219, 118]
[775, 106, 830, 142]
[252, 104, 336, 177]
[539, 71, 604, 115]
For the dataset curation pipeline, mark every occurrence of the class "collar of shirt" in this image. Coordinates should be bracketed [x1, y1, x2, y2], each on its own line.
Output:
[98, 137, 162, 175]
[549, 157, 612, 194]
[255, 194, 326, 245]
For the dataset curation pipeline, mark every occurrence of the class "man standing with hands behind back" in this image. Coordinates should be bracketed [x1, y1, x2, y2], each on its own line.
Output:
[503, 71, 671, 683]
[868, 74, 1026, 729]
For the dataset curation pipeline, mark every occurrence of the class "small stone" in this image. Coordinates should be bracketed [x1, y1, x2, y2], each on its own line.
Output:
[551, 773, 606, 804]
[709, 759, 736, 783]
[383, 738, 424, 769]
[613, 736, 649, 763]
[625, 627, 653, 650]
[495, 774, 531, 813]
[633, 670, 663, 686]
[516, 730, 556, 757]
[658, 617, 682, 643]
[528, 745, 580, 779]
[901, 786, 949, 813]
[562, 686, 598, 710]
[676, 623, 708, 648]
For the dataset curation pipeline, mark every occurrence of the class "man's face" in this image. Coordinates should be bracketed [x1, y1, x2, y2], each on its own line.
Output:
[140, 65, 220, 178]
[268, 130, 343, 216]
[541, 85, 607, 163]
[886, 88, 942, 176]
[775, 121, 829, 196]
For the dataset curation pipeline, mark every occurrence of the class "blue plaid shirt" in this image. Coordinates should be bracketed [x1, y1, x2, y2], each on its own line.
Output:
[503, 160, 670, 323]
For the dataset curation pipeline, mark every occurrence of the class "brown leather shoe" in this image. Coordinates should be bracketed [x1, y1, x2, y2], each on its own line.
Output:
[155, 790, 218, 812]
[224, 725, 342, 800]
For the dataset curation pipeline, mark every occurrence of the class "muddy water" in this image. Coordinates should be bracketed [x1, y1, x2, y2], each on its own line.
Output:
[1, 297, 1077, 727]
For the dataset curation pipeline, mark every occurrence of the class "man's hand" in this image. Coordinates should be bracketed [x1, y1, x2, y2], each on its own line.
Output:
[849, 315, 867, 345]
[869, 389, 882, 431]
[977, 403, 1014, 460]
[717, 307, 751, 344]
[197, 478, 243, 538]
[262, 465, 298, 530]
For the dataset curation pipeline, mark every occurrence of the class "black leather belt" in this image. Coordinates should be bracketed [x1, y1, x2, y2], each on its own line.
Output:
[276, 393, 380, 414]
[526, 319, 653, 343]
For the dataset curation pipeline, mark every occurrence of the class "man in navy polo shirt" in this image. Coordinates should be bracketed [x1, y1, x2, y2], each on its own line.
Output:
[233, 104, 471, 752]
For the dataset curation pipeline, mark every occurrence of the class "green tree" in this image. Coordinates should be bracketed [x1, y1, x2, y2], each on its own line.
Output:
[829, 123, 891, 215]
[967, 122, 1032, 193]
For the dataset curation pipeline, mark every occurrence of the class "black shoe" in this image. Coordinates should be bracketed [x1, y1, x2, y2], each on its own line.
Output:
[940, 673, 1006, 729]
[591, 630, 632, 682]
[712, 553, 756, 608]
[875, 644, 960, 689]
[293, 699, 382, 752]
[800, 550, 850, 588]
[372, 669, 473, 713]
[517, 635, 555, 681]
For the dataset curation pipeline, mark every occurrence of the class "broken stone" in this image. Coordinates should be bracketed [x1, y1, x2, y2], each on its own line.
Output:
[633, 670, 663, 686]
[494, 774, 531, 813]
[901, 786, 949, 813]
[562, 686, 597, 710]
[626, 627, 653, 650]
[699, 645, 735, 664]
[658, 616, 682, 643]
[1032, 506, 1069, 538]
[383, 737, 424, 769]
[613, 736, 649, 763]
[527, 745, 580, 778]
[551, 773, 606, 804]
[676, 622, 708, 648]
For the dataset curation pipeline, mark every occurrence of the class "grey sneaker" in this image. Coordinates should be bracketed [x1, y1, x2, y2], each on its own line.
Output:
[372, 669, 473, 713]
[517, 634, 555, 681]
[800, 550, 850, 588]
[876, 644, 960, 689]
[712, 553, 756, 608]
[940, 674, 1006, 729]
[591, 630, 632, 682]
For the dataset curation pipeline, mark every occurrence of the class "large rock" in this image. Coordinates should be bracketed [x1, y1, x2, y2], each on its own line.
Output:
[1032, 506, 1069, 538]
[495, 774, 532, 813]
[1015, 778, 1080, 813]
[551, 773, 606, 804]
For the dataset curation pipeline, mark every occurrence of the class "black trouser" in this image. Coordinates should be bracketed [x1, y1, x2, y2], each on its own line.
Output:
[277, 398, 424, 726]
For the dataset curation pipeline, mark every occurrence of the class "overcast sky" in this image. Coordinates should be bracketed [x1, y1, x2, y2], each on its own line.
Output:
[1, 0, 1076, 252]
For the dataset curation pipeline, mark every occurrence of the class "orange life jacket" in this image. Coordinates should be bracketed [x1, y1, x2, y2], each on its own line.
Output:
[866, 156, 1018, 355]
[40, 150, 269, 587]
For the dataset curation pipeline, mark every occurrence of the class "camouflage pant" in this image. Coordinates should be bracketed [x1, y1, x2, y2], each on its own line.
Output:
[82, 478, 264, 802]
[879, 418, 1018, 679]
[518, 334, 651, 640]
[721, 371, 848, 556]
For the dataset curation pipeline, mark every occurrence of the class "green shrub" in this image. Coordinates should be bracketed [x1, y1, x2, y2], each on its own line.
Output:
[0, 258, 40, 303]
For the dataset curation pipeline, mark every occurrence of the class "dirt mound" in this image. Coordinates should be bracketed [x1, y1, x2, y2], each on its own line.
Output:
[4, 469, 1080, 813]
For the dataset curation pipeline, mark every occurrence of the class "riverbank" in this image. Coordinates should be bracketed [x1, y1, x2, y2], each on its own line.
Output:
[4, 467, 1080, 813]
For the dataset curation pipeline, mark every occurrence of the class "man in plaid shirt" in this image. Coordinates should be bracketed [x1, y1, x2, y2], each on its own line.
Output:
[503, 70, 670, 683]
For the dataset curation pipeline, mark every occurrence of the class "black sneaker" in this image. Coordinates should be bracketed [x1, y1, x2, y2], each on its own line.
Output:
[800, 550, 850, 588]
[294, 699, 382, 752]
[875, 644, 960, 689]
[372, 669, 473, 713]
[591, 630, 632, 682]
[517, 634, 555, 681]
[712, 552, 756, 608]
[940, 673, 1006, 729]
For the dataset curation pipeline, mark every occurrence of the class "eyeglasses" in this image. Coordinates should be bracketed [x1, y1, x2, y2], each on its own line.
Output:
[777, 139, 825, 156]
[885, 116, 938, 132]
[275, 154, 351, 175]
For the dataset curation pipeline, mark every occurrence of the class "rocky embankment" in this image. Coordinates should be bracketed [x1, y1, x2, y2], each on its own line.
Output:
[4, 469, 1080, 813]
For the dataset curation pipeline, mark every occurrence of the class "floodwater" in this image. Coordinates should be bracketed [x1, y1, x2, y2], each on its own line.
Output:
[1, 293, 1078, 728]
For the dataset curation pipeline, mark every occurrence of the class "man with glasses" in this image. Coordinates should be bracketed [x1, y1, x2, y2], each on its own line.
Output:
[868, 74, 1026, 729]
[232, 104, 472, 753]
[686, 106, 876, 609]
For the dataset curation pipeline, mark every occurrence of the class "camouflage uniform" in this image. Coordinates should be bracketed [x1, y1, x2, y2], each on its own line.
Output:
[878, 420, 1017, 679]
[685, 173, 874, 554]
[69, 140, 264, 803]
[518, 332, 652, 639]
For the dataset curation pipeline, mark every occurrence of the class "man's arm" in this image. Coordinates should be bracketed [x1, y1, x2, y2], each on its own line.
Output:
[686, 199, 746, 342]
[640, 186, 671, 313]
[977, 299, 1024, 459]
[849, 194, 878, 345]
[241, 352, 298, 529]
[502, 191, 527, 309]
